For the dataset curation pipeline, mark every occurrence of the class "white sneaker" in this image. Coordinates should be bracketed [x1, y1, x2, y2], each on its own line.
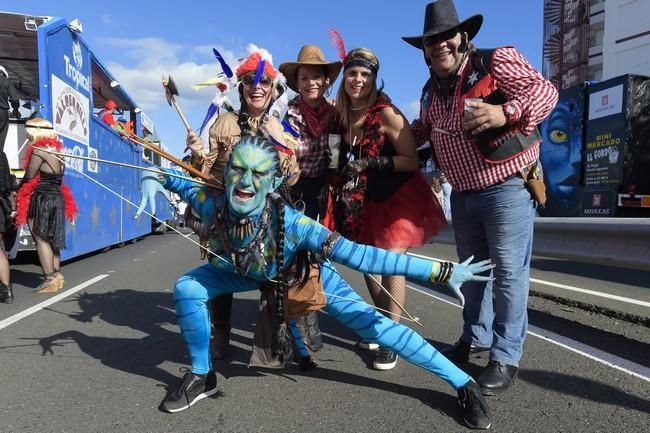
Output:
[357, 339, 380, 350]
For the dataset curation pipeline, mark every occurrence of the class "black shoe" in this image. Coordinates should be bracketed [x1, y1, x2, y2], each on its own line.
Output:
[0, 283, 13, 304]
[304, 312, 323, 351]
[477, 360, 518, 395]
[457, 380, 491, 430]
[161, 369, 218, 413]
[442, 340, 490, 364]
[372, 347, 398, 370]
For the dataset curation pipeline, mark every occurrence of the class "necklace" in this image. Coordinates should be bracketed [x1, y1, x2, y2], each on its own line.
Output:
[215, 199, 273, 275]
[350, 105, 367, 111]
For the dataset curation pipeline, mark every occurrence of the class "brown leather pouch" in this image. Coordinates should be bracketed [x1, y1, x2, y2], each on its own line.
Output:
[520, 161, 546, 208]
[285, 263, 326, 319]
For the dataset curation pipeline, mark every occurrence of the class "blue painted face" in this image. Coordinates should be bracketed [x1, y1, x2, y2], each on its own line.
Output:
[540, 97, 583, 211]
[225, 140, 283, 217]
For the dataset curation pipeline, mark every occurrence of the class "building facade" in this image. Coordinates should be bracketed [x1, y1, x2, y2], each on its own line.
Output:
[543, 0, 650, 89]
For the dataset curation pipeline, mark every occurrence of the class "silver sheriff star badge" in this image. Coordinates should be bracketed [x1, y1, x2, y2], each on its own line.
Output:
[467, 71, 479, 85]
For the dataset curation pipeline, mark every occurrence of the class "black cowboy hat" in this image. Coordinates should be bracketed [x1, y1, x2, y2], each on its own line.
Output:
[402, 0, 483, 49]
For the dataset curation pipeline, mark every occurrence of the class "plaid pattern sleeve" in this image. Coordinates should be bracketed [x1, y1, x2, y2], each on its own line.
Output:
[411, 117, 431, 147]
[491, 47, 559, 136]
[287, 104, 330, 178]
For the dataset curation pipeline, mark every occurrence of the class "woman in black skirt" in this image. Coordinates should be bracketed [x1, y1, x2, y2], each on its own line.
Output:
[15, 118, 77, 293]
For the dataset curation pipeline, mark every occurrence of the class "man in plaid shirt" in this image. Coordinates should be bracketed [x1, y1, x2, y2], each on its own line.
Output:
[403, 0, 558, 397]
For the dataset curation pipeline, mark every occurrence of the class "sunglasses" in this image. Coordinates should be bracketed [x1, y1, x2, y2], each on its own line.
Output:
[241, 74, 273, 88]
[422, 29, 459, 46]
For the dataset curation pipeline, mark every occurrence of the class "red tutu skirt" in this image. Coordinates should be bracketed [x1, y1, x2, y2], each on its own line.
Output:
[358, 172, 446, 249]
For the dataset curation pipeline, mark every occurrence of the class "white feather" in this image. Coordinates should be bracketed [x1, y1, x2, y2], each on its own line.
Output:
[246, 43, 273, 64]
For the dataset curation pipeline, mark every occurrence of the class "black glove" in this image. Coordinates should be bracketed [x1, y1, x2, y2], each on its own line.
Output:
[342, 156, 394, 180]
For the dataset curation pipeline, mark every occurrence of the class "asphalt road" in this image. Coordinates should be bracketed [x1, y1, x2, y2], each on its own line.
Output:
[1, 232, 648, 433]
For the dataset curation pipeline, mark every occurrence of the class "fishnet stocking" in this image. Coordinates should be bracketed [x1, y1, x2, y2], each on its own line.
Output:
[29, 219, 58, 275]
[364, 247, 408, 322]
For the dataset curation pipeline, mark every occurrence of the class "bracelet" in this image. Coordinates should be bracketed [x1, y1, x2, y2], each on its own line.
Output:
[430, 261, 454, 283]
[320, 231, 342, 260]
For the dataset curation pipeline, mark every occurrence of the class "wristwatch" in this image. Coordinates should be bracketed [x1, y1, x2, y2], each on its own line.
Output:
[502, 102, 520, 124]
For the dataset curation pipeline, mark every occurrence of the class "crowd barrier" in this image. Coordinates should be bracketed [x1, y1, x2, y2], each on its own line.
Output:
[435, 218, 650, 270]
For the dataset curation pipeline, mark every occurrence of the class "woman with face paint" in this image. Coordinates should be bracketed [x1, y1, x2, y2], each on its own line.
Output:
[278, 45, 342, 351]
[184, 48, 301, 362]
[158, 134, 493, 429]
[331, 48, 446, 371]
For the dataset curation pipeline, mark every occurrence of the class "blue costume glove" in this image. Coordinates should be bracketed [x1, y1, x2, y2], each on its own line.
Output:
[446, 256, 493, 307]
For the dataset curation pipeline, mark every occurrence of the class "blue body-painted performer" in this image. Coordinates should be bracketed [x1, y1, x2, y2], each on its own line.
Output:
[159, 135, 493, 429]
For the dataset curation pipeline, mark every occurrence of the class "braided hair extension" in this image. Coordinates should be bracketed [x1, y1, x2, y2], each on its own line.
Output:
[270, 191, 293, 362]
[237, 84, 254, 137]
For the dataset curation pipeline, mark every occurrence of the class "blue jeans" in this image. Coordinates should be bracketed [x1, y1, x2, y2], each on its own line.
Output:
[450, 175, 535, 366]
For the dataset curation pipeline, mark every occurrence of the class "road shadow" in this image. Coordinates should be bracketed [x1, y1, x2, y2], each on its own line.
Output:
[527, 308, 650, 368]
[531, 257, 650, 288]
[13, 289, 187, 386]
[520, 369, 650, 414]
[419, 282, 649, 369]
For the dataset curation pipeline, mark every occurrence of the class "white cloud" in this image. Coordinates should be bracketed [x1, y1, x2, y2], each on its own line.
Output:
[96, 37, 242, 111]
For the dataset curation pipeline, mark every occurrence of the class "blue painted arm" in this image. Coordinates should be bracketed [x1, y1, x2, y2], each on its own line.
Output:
[161, 170, 217, 220]
[289, 209, 433, 281]
[288, 207, 493, 306]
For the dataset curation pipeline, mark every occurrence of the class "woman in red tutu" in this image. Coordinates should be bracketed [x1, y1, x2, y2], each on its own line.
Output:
[16, 118, 77, 293]
[331, 47, 445, 370]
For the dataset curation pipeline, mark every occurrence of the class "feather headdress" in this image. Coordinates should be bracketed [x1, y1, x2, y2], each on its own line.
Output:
[328, 29, 347, 62]
[194, 47, 237, 136]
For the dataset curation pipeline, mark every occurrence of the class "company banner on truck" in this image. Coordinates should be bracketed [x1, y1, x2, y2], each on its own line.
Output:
[51, 74, 90, 145]
[584, 83, 625, 187]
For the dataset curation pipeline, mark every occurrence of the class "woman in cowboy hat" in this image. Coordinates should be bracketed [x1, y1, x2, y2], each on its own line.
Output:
[404, 0, 558, 406]
[278, 45, 342, 352]
[279, 45, 341, 221]
[331, 47, 446, 372]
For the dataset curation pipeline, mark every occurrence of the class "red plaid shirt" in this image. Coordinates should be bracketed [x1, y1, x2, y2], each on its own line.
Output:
[286, 99, 335, 179]
[412, 47, 558, 191]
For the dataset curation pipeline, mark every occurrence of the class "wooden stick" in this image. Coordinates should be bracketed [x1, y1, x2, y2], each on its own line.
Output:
[38, 148, 210, 186]
[171, 98, 191, 132]
[125, 134, 211, 183]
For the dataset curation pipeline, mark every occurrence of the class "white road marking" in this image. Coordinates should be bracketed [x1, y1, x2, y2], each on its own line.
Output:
[406, 251, 650, 308]
[529, 277, 650, 308]
[0, 274, 109, 331]
[407, 283, 650, 384]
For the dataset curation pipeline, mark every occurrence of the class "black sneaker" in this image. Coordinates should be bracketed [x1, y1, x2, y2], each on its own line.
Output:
[161, 369, 218, 413]
[457, 380, 491, 430]
[0, 283, 13, 304]
[372, 347, 398, 370]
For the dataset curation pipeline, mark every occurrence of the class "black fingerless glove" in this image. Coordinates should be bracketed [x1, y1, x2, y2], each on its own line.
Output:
[342, 156, 394, 180]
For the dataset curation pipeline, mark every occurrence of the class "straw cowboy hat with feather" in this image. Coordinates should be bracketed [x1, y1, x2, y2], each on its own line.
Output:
[279, 45, 342, 93]
[402, 0, 483, 49]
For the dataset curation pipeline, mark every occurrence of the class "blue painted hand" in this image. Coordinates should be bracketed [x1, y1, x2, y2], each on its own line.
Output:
[447, 255, 493, 307]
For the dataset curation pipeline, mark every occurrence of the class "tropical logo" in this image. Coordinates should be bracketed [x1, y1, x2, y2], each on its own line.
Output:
[72, 39, 83, 70]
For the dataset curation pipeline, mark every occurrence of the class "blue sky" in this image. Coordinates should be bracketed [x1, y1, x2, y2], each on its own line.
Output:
[4, 0, 544, 155]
